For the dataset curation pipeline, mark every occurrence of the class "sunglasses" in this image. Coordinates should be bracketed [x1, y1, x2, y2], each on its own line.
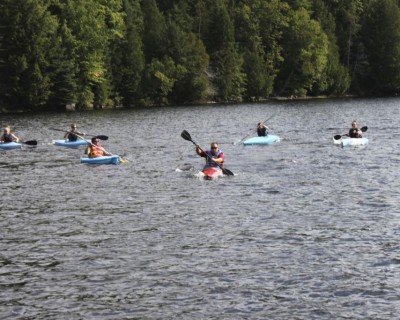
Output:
[211, 146, 218, 149]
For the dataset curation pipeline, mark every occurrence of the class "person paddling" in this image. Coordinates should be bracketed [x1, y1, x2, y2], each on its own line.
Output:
[1, 126, 19, 143]
[257, 121, 269, 137]
[349, 120, 363, 138]
[195, 142, 224, 169]
[84, 137, 111, 158]
[64, 123, 85, 142]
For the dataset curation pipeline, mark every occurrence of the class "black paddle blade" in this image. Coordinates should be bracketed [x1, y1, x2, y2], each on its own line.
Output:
[222, 168, 234, 176]
[23, 140, 38, 145]
[95, 135, 108, 141]
[361, 126, 368, 132]
[334, 135, 342, 140]
[181, 130, 192, 142]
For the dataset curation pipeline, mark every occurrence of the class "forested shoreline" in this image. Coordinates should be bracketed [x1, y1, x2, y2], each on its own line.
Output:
[1, 0, 400, 112]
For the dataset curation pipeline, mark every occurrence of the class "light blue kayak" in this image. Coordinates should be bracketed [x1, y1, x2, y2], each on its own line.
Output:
[243, 134, 280, 145]
[81, 155, 120, 165]
[53, 139, 88, 148]
[0, 142, 22, 150]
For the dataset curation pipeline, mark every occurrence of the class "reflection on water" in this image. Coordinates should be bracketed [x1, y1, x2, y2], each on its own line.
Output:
[1, 98, 400, 319]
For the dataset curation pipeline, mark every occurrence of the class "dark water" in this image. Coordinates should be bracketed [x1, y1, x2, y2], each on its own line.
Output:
[1, 98, 399, 319]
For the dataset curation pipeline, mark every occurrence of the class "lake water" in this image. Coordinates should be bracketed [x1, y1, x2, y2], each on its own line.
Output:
[1, 97, 399, 319]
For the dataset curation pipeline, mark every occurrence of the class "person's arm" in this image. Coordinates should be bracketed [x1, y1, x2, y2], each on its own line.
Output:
[195, 144, 205, 157]
[84, 145, 90, 155]
[12, 134, 19, 143]
[212, 153, 224, 165]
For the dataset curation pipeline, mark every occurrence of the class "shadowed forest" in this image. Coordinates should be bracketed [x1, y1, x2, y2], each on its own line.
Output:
[1, 0, 400, 111]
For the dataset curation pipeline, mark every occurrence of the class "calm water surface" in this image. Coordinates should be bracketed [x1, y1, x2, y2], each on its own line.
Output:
[1, 98, 400, 319]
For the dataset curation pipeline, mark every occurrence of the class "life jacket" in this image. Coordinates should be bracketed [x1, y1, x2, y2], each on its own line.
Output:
[204, 149, 223, 168]
[349, 129, 362, 138]
[88, 144, 105, 158]
[257, 127, 267, 136]
[67, 133, 78, 141]
[2, 133, 13, 143]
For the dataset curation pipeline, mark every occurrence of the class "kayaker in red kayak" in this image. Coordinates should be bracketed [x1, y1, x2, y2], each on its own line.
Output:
[85, 137, 111, 158]
[1, 126, 19, 143]
[64, 123, 85, 141]
[195, 142, 224, 169]
[349, 120, 363, 138]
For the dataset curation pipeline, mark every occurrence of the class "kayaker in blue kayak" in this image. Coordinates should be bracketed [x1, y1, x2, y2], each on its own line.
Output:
[195, 142, 224, 168]
[85, 137, 111, 158]
[1, 126, 19, 143]
[257, 121, 269, 136]
[64, 123, 85, 141]
[349, 120, 363, 138]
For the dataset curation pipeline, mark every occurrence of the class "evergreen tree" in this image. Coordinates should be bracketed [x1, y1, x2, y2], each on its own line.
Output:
[275, 7, 329, 96]
[204, 0, 245, 101]
[0, 0, 60, 109]
[111, 0, 145, 107]
[360, 0, 400, 95]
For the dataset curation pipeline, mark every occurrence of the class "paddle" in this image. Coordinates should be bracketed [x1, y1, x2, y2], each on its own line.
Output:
[72, 132, 128, 163]
[233, 114, 275, 145]
[21, 140, 37, 146]
[181, 130, 234, 176]
[334, 126, 368, 140]
[49, 128, 108, 140]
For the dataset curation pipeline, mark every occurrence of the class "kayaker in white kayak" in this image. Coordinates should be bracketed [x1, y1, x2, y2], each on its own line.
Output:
[85, 137, 111, 158]
[1, 126, 19, 143]
[257, 121, 269, 136]
[64, 123, 85, 141]
[349, 120, 363, 138]
[195, 142, 224, 169]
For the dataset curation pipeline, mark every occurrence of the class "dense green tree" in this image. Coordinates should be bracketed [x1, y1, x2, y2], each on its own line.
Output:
[0, 0, 61, 109]
[360, 0, 400, 95]
[59, 0, 125, 108]
[2, 0, 400, 111]
[163, 4, 209, 103]
[111, 0, 145, 107]
[275, 7, 329, 96]
[311, 0, 350, 95]
[204, 0, 245, 101]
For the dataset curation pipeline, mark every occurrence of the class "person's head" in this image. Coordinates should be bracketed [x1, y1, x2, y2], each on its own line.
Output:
[91, 137, 100, 145]
[70, 123, 77, 131]
[351, 120, 358, 127]
[210, 142, 219, 155]
[4, 126, 10, 134]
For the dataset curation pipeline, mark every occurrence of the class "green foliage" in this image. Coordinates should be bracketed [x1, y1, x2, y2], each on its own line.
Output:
[0, 0, 60, 109]
[360, 0, 400, 95]
[2, 0, 400, 110]
[275, 7, 329, 96]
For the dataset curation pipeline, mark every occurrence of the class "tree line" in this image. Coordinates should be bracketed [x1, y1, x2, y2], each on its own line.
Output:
[0, 0, 399, 111]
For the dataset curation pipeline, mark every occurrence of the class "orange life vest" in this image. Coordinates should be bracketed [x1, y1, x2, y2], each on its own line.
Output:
[88, 144, 105, 158]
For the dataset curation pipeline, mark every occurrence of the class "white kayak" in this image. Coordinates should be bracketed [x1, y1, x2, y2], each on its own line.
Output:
[333, 137, 368, 147]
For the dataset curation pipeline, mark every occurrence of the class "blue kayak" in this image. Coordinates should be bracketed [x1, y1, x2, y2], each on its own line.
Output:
[53, 139, 88, 148]
[0, 142, 22, 150]
[81, 155, 120, 165]
[243, 134, 280, 145]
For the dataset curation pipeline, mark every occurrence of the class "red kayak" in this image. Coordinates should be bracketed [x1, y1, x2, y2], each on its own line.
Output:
[201, 167, 224, 180]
